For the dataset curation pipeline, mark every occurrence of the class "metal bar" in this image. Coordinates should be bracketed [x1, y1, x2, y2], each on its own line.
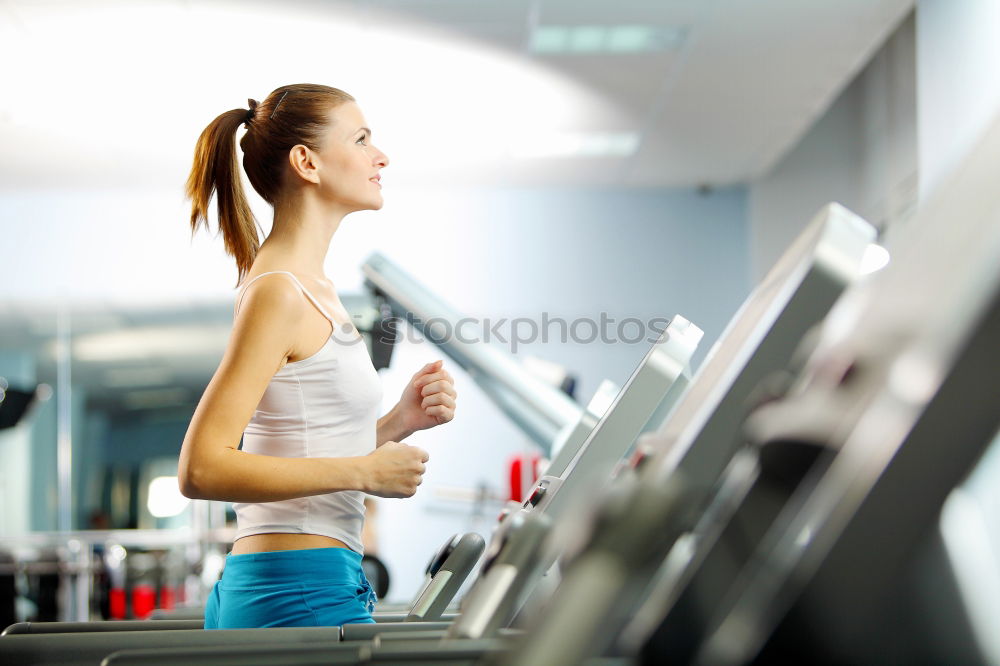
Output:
[73, 539, 91, 621]
[0, 528, 236, 548]
[362, 253, 582, 454]
[56, 304, 72, 533]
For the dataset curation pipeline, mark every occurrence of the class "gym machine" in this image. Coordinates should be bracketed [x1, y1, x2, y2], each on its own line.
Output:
[362, 253, 583, 456]
[513, 120, 1000, 665]
[685, 114, 1000, 666]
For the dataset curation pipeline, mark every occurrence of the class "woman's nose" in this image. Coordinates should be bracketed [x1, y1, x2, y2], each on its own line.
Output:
[373, 146, 389, 168]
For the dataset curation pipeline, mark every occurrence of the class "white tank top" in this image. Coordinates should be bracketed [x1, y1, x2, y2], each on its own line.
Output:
[232, 271, 382, 553]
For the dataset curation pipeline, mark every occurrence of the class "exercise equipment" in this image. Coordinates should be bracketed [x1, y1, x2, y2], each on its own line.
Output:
[1, 535, 481, 632]
[405, 533, 485, 623]
[1, 620, 203, 635]
[686, 111, 1000, 666]
[401, 314, 702, 626]
[0, 380, 37, 430]
[507, 202, 877, 666]
[513, 118, 1000, 665]
[0, 626, 345, 665]
[362, 253, 583, 455]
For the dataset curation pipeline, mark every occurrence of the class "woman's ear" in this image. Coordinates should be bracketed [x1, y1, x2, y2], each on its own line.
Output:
[287, 144, 321, 185]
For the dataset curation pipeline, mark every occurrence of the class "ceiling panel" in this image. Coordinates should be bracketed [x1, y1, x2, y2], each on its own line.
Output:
[535, 51, 686, 127]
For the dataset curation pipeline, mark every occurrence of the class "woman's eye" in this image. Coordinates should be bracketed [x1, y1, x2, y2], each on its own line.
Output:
[356, 136, 367, 145]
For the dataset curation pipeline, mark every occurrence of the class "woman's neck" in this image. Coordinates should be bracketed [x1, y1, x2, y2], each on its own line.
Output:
[260, 194, 349, 279]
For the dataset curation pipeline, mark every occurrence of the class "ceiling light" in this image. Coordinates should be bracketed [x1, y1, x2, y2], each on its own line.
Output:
[571, 26, 605, 52]
[531, 25, 687, 54]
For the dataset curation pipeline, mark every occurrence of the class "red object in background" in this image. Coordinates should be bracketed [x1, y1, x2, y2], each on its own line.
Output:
[132, 584, 156, 619]
[158, 586, 175, 611]
[109, 588, 126, 620]
[507, 453, 543, 502]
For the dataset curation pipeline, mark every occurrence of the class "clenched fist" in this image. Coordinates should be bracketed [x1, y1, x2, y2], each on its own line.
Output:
[362, 441, 429, 498]
[394, 360, 457, 433]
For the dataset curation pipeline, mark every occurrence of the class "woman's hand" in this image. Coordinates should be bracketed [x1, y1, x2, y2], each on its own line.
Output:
[395, 360, 457, 433]
[361, 441, 429, 498]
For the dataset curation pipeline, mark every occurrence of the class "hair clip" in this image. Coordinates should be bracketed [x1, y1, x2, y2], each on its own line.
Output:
[270, 91, 289, 120]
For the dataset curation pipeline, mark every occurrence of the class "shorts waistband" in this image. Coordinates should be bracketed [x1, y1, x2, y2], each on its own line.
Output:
[222, 547, 364, 587]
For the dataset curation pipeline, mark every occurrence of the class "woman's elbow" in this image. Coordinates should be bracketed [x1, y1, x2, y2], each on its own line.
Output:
[177, 460, 209, 499]
[177, 472, 199, 500]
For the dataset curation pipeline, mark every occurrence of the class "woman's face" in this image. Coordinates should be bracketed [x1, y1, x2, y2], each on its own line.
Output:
[314, 101, 389, 212]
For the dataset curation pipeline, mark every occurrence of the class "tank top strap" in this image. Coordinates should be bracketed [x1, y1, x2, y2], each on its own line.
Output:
[236, 271, 337, 325]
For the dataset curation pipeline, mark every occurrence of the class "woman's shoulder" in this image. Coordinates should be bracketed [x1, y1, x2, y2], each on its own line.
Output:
[235, 271, 309, 323]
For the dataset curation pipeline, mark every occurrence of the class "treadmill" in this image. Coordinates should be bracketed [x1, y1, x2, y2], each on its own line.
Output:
[506, 202, 877, 666]
[519, 119, 1000, 665]
[684, 111, 1000, 666]
[349, 313, 702, 635]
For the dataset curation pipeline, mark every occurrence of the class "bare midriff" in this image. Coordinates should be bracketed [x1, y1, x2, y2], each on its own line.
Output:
[230, 533, 351, 555]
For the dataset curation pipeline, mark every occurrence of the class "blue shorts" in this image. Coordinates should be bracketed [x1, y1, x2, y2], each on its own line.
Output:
[204, 547, 377, 629]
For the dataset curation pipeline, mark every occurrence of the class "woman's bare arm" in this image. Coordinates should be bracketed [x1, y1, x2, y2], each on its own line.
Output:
[178, 278, 427, 502]
[376, 407, 413, 448]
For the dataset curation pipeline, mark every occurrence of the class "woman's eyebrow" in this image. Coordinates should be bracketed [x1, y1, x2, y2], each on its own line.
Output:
[356, 127, 372, 136]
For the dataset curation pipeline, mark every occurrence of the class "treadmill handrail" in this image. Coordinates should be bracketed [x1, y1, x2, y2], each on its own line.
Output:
[362, 253, 582, 452]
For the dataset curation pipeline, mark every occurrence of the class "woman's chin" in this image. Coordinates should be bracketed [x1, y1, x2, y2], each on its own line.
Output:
[340, 198, 384, 215]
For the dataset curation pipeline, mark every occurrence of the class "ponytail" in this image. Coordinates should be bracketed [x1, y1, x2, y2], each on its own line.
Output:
[185, 105, 260, 286]
[186, 85, 356, 285]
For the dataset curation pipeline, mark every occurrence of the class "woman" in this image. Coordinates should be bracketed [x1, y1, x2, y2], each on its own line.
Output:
[178, 84, 457, 629]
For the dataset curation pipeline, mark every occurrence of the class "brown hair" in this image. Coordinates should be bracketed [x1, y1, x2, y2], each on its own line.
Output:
[185, 84, 355, 284]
